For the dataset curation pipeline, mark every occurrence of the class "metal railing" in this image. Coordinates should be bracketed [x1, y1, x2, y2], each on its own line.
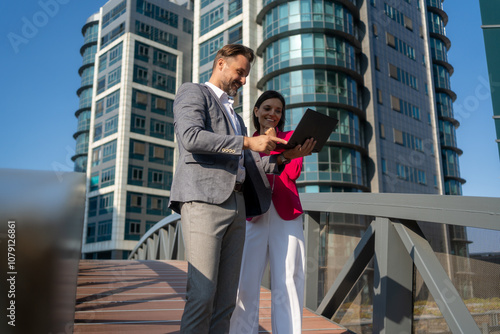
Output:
[129, 193, 500, 334]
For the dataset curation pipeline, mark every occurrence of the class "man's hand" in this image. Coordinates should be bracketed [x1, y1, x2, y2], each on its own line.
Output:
[264, 127, 276, 137]
[243, 135, 287, 154]
[282, 138, 316, 160]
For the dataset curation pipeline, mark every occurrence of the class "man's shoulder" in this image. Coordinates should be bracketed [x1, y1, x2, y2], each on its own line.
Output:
[179, 82, 206, 91]
[177, 82, 211, 99]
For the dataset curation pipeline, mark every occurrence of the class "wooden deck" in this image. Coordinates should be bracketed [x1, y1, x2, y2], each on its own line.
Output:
[74, 260, 349, 333]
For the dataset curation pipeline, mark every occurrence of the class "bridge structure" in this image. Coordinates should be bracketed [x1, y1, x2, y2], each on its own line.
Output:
[129, 193, 500, 333]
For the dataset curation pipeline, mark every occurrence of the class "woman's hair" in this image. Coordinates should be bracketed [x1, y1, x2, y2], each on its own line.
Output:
[212, 44, 255, 70]
[252, 90, 286, 132]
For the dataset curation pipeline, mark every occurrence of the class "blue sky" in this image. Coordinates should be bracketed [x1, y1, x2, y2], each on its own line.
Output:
[0, 0, 498, 252]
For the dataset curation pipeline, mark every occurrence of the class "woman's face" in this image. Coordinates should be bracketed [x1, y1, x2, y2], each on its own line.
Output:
[254, 98, 283, 133]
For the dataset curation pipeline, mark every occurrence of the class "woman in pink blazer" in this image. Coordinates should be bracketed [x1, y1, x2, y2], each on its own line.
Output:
[230, 90, 311, 334]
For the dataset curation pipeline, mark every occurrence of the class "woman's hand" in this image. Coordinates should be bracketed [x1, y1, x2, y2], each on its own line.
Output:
[283, 138, 316, 160]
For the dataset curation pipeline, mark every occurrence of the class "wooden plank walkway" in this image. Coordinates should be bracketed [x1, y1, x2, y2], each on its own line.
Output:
[74, 260, 349, 333]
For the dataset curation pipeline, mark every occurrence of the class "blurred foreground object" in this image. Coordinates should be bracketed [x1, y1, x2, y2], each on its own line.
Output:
[0, 169, 86, 334]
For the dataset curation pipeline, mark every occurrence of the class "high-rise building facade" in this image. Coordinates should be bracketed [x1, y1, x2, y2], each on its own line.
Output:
[194, 0, 465, 196]
[73, 0, 193, 259]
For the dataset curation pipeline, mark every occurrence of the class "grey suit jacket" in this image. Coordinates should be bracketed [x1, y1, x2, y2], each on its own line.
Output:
[168, 82, 282, 218]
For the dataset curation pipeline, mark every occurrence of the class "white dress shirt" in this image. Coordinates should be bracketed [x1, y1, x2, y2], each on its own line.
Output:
[205, 82, 245, 183]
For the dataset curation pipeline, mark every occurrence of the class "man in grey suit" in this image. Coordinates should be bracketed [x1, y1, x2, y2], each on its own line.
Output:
[168, 44, 314, 333]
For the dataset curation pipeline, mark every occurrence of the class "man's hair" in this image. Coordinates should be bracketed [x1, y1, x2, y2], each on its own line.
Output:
[212, 44, 255, 70]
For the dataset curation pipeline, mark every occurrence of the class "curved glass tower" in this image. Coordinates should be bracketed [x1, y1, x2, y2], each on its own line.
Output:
[426, 0, 465, 195]
[256, 0, 368, 193]
[73, 14, 100, 173]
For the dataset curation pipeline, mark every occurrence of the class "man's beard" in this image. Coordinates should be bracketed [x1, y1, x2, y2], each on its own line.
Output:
[221, 79, 240, 97]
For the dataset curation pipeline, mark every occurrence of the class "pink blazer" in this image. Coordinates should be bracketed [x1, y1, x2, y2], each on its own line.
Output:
[254, 129, 303, 220]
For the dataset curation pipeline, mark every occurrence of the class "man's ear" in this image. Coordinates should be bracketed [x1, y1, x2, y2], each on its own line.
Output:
[216, 57, 226, 71]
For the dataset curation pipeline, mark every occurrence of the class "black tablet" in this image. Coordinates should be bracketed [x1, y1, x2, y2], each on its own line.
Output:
[276, 108, 338, 152]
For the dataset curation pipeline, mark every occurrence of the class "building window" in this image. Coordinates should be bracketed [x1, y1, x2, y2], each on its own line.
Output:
[200, 33, 224, 66]
[101, 167, 115, 188]
[391, 95, 401, 111]
[104, 115, 119, 137]
[131, 194, 142, 207]
[130, 221, 140, 234]
[88, 197, 98, 217]
[92, 147, 102, 167]
[108, 43, 123, 66]
[132, 115, 146, 134]
[86, 223, 96, 243]
[228, 23, 242, 44]
[97, 77, 106, 94]
[151, 171, 163, 183]
[99, 193, 114, 214]
[228, 0, 242, 20]
[153, 146, 165, 159]
[154, 49, 176, 71]
[200, 4, 224, 36]
[106, 90, 120, 113]
[132, 167, 143, 181]
[90, 172, 99, 191]
[183, 18, 193, 34]
[377, 89, 383, 104]
[102, 140, 117, 162]
[135, 42, 149, 61]
[94, 123, 102, 141]
[155, 97, 167, 110]
[386, 32, 396, 48]
[379, 123, 385, 139]
[97, 220, 112, 241]
[418, 170, 427, 185]
[396, 163, 407, 180]
[102, 0, 126, 29]
[394, 129, 404, 145]
[389, 63, 398, 79]
[405, 16, 413, 31]
[95, 99, 104, 118]
[133, 141, 145, 155]
[151, 197, 162, 210]
[107, 67, 121, 88]
[99, 54, 107, 72]
[135, 90, 148, 106]
[375, 56, 380, 71]
[134, 65, 148, 85]
[381, 158, 387, 174]
[373, 23, 378, 37]
[153, 72, 166, 89]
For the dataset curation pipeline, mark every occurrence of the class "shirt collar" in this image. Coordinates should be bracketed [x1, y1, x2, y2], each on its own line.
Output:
[205, 82, 233, 104]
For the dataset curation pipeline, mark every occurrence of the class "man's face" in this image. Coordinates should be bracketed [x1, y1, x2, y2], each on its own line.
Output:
[218, 54, 251, 97]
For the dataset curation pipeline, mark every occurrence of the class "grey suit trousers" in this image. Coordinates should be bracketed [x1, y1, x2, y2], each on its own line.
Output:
[180, 191, 246, 334]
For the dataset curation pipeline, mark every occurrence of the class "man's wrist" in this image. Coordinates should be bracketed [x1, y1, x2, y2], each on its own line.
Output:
[279, 153, 290, 165]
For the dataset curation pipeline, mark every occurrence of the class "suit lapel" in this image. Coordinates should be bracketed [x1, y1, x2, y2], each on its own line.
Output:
[201, 83, 236, 135]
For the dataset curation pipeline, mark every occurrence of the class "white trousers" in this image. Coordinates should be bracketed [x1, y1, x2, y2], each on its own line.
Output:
[229, 202, 305, 334]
